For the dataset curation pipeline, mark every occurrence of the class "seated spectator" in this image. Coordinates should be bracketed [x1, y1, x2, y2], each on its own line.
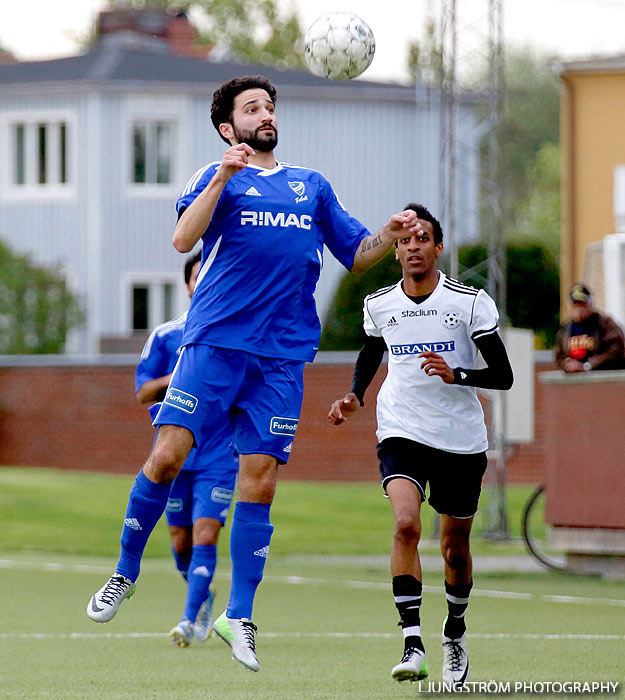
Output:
[555, 283, 625, 372]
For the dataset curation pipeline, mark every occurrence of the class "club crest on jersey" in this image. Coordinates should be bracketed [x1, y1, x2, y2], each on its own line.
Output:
[288, 181, 308, 203]
[441, 310, 462, 329]
[241, 211, 312, 229]
[390, 341, 455, 355]
[270, 417, 299, 435]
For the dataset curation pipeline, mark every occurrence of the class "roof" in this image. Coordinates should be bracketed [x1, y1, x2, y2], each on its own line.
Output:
[0, 34, 482, 105]
[558, 54, 625, 76]
[0, 35, 411, 96]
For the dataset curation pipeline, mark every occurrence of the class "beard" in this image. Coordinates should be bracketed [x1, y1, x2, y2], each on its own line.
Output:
[232, 124, 278, 153]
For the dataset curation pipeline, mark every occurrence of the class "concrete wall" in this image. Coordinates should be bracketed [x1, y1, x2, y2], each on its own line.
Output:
[0, 357, 555, 482]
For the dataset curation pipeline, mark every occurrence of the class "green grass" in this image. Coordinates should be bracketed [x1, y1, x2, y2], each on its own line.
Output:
[0, 466, 533, 558]
[0, 468, 623, 699]
[0, 553, 623, 699]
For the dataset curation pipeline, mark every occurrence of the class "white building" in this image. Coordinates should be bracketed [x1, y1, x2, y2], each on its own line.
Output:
[0, 30, 480, 354]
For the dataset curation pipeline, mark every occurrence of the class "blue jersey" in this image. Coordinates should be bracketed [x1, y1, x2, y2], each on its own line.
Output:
[177, 161, 370, 362]
[135, 314, 186, 394]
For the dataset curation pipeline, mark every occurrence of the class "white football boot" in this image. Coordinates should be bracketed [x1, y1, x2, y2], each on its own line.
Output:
[213, 611, 260, 672]
[87, 573, 136, 623]
[169, 619, 194, 648]
[193, 587, 215, 642]
[391, 647, 428, 682]
[442, 622, 470, 687]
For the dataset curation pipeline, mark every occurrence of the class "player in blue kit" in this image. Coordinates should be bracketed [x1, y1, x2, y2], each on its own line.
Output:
[87, 75, 422, 672]
[134, 251, 237, 647]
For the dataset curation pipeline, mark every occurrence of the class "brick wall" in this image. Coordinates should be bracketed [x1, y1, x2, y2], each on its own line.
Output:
[0, 361, 554, 483]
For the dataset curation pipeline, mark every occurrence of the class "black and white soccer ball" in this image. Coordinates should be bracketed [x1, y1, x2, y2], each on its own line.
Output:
[304, 12, 376, 81]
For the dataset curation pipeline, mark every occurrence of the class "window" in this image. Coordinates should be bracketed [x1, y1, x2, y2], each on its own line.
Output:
[132, 286, 149, 331]
[163, 283, 175, 321]
[128, 278, 183, 333]
[9, 119, 70, 188]
[131, 121, 174, 185]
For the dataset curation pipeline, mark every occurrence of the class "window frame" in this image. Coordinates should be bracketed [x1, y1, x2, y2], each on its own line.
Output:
[121, 271, 189, 334]
[0, 110, 77, 201]
[123, 97, 184, 198]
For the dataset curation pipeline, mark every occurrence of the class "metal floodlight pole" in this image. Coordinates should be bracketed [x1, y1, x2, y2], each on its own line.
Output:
[484, 0, 508, 540]
[437, 0, 509, 539]
[439, 0, 459, 280]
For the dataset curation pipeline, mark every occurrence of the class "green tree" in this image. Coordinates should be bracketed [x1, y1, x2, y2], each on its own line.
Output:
[0, 240, 83, 354]
[103, 0, 305, 69]
[320, 250, 398, 351]
[508, 142, 561, 258]
[321, 240, 560, 351]
[498, 48, 561, 211]
[458, 242, 560, 348]
[406, 17, 441, 86]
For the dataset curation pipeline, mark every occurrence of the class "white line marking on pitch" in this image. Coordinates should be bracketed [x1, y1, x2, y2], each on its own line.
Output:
[0, 632, 623, 641]
[1, 559, 624, 608]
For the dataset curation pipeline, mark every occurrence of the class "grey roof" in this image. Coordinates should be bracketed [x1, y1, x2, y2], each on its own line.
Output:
[559, 53, 625, 75]
[0, 36, 486, 105]
[0, 36, 412, 95]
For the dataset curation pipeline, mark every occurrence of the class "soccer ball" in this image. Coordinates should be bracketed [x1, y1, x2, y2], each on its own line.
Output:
[304, 12, 376, 81]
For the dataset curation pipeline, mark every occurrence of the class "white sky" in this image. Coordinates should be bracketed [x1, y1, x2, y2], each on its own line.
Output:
[2, 0, 625, 83]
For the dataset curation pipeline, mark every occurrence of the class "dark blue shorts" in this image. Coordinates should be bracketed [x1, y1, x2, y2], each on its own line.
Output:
[154, 344, 304, 465]
[165, 467, 236, 527]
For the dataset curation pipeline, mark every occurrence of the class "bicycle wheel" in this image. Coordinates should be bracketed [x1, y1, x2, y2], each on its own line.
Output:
[521, 485, 568, 572]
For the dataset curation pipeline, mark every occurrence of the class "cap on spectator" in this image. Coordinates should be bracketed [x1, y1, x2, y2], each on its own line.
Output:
[570, 282, 592, 303]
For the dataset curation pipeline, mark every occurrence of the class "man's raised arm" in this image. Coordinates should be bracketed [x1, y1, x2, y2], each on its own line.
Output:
[172, 143, 255, 253]
[351, 209, 421, 274]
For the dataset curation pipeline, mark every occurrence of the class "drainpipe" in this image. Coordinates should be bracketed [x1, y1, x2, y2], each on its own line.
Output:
[559, 70, 577, 308]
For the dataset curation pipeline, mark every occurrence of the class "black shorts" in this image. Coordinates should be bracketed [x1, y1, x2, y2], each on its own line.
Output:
[377, 436, 488, 519]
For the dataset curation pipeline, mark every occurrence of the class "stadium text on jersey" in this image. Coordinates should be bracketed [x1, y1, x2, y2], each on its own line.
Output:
[402, 309, 438, 317]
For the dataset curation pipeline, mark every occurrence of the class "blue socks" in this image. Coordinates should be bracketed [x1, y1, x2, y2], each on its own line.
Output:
[182, 544, 217, 622]
[171, 546, 191, 581]
[116, 470, 171, 582]
[227, 502, 273, 619]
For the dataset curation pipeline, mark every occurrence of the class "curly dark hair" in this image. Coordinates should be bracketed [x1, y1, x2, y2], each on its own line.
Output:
[210, 76, 277, 144]
[403, 202, 443, 244]
[184, 250, 202, 284]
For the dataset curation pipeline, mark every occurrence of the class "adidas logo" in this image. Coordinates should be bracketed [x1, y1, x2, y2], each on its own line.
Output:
[253, 546, 269, 558]
[192, 566, 211, 577]
[283, 442, 292, 453]
[387, 316, 399, 327]
[124, 517, 142, 531]
[245, 186, 262, 196]
[220, 508, 229, 519]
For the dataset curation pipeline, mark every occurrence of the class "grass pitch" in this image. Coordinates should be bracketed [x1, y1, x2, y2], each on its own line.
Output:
[0, 468, 623, 699]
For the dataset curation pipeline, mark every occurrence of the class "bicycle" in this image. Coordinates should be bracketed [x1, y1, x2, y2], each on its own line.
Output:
[521, 484, 599, 575]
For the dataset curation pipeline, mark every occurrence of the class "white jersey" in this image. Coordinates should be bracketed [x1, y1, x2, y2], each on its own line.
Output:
[363, 272, 499, 454]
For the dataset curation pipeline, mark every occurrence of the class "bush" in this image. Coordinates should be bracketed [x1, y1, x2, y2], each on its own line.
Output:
[320, 241, 560, 350]
[0, 240, 84, 353]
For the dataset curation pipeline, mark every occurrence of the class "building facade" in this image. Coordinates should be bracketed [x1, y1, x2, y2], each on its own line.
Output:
[560, 55, 625, 326]
[0, 34, 480, 354]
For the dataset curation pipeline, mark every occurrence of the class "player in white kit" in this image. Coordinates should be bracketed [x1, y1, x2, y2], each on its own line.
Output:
[328, 203, 513, 686]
